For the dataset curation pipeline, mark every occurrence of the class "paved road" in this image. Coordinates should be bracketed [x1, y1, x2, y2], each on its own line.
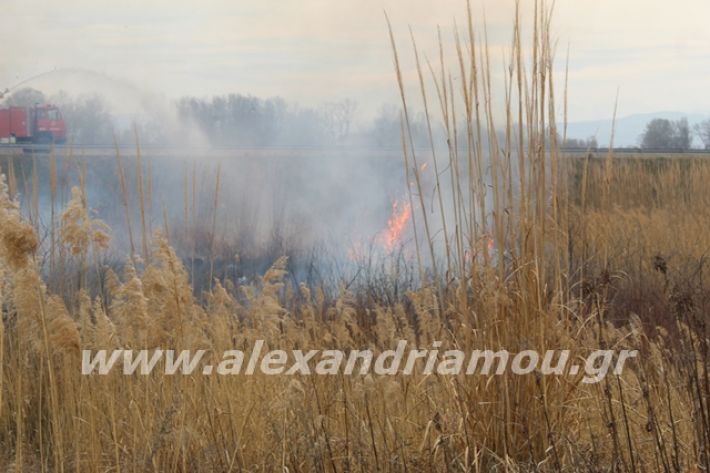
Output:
[1, 144, 709, 160]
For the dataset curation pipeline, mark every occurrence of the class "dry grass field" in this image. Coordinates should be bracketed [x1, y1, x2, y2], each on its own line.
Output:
[0, 2, 708, 472]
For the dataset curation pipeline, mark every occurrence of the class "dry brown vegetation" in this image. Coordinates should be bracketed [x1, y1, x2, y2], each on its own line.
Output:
[0, 1, 709, 472]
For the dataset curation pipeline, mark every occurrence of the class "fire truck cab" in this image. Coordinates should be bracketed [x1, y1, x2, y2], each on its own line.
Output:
[31, 104, 67, 144]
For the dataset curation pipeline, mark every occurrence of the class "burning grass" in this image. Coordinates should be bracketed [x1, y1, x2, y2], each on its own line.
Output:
[382, 200, 412, 252]
[0, 1, 709, 471]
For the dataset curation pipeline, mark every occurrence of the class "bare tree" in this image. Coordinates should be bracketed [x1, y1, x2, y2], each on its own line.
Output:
[639, 117, 692, 150]
[56, 94, 115, 145]
[674, 118, 692, 150]
[3, 87, 46, 107]
[321, 99, 356, 144]
[694, 119, 710, 150]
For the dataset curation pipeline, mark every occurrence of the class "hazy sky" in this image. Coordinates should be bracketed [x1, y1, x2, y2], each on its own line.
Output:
[2, 0, 709, 123]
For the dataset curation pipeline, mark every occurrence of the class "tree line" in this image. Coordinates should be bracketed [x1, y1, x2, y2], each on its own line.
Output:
[640, 117, 710, 150]
[5, 87, 709, 151]
[1, 87, 424, 148]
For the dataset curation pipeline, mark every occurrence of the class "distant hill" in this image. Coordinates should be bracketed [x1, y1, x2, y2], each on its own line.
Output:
[565, 112, 710, 148]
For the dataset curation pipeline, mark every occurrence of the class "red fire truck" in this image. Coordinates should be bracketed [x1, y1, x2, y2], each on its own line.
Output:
[0, 104, 67, 144]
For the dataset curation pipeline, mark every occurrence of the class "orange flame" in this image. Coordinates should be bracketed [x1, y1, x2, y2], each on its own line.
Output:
[382, 200, 412, 251]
